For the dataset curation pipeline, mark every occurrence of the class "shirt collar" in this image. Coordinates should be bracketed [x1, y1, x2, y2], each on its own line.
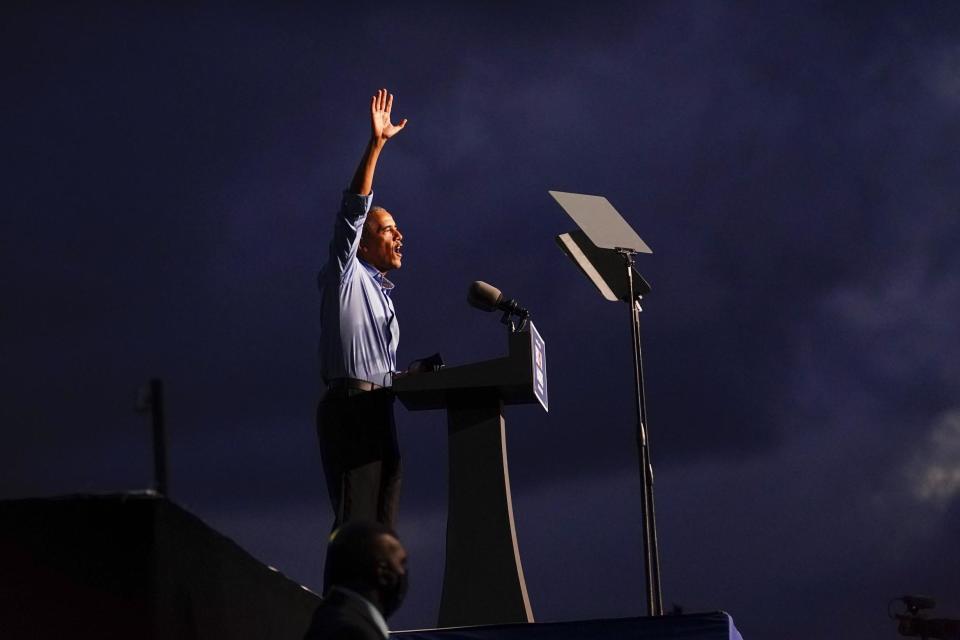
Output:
[359, 259, 395, 295]
[330, 586, 390, 638]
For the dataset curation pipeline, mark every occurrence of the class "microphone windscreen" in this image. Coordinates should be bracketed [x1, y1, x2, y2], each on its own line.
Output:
[467, 280, 502, 312]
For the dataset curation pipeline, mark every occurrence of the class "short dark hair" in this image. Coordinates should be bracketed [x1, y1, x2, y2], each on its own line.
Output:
[361, 206, 390, 241]
[323, 521, 398, 593]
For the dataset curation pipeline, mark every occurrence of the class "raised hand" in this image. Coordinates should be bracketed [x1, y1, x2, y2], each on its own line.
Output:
[349, 88, 408, 195]
[371, 88, 408, 143]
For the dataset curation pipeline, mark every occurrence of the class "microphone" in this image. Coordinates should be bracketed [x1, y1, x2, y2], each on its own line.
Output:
[467, 281, 529, 317]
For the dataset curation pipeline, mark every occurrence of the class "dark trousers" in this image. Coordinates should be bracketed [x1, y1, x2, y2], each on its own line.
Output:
[316, 387, 402, 531]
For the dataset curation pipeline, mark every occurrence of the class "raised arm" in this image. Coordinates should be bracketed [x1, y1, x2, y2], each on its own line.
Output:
[325, 89, 408, 278]
[348, 88, 408, 196]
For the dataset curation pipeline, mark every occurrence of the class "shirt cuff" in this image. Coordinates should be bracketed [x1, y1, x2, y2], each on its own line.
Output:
[340, 190, 373, 220]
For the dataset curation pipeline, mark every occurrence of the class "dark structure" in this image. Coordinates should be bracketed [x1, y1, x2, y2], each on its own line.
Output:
[395, 611, 742, 640]
[0, 493, 319, 640]
[0, 492, 746, 640]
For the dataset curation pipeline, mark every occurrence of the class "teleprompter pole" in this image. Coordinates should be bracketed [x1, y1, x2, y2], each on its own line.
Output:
[549, 190, 664, 617]
[621, 249, 663, 616]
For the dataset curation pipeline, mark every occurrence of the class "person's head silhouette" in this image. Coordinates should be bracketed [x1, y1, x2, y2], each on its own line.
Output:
[324, 520, 408, 618]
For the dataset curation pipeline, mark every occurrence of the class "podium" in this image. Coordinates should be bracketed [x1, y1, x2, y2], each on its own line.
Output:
[393, 324, 548, 628]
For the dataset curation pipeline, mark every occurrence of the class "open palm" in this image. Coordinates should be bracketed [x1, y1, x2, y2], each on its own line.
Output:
[371, 88, 407, 141]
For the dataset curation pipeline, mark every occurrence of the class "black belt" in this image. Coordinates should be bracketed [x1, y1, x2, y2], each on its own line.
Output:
[325, 378, 384, 393]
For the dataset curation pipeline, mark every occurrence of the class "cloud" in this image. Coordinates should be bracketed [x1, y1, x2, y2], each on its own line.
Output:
[820, 255, 960, 383]
[906, 410, 960, 506]
[927, 44, 960, 105]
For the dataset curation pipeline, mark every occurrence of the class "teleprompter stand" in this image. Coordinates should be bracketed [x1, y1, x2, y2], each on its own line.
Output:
[550, 191, 664, 617]
[392, 323, 548, 628]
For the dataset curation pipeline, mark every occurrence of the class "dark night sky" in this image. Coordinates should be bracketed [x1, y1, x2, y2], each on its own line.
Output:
[3, 2, 960, 638]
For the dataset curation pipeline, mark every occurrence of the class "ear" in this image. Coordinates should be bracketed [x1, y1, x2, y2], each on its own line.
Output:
[376, 561, 397, 588]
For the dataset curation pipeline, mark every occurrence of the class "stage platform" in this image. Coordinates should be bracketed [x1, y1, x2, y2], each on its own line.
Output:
[0, 493, 744, 639]
[397, 612, 742, 640]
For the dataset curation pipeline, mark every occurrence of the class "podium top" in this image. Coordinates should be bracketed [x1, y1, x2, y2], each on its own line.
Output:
[392, 324, 546, 412]
[549, 190, 652, 254]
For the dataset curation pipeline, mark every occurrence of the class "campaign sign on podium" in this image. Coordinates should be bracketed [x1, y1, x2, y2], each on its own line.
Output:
[530, 323, 548, 412]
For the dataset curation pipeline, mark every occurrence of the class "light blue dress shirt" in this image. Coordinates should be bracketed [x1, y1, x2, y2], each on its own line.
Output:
[318, 191, 399, 387]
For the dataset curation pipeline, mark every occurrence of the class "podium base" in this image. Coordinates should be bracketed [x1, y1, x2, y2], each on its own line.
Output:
[439, 393, 534, 627]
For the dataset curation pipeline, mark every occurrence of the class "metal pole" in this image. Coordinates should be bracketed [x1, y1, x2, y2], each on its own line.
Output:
[633, 297, 663, 615]
[622, 251, 663, 616]
[149, 378, 168, 496]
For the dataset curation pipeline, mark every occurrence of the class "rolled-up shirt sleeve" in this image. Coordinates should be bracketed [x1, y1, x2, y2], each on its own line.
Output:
[327, 190, 373, 280]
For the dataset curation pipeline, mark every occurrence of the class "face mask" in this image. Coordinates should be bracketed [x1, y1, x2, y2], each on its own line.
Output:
[380, 567, 409, 618]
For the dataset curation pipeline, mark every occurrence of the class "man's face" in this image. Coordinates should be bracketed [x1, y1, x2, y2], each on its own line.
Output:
[378, 534, 407, 578]
[359, 209, 403, 273]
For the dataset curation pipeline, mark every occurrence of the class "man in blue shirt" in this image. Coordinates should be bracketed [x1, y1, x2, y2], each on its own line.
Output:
[316, 88, 408, 530]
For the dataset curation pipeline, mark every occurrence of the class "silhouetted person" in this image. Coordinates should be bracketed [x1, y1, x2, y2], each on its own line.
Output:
[304, 521, 408, 640]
